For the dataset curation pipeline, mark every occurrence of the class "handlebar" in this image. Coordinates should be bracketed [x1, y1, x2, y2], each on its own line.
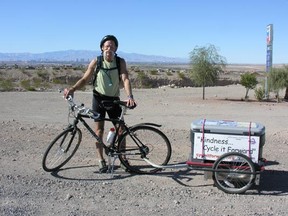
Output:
[65, 95, 136, 120]
[66, 95, 100, 120]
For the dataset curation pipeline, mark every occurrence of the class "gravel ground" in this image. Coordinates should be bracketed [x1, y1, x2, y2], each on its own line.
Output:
[1, 85, 288, 216]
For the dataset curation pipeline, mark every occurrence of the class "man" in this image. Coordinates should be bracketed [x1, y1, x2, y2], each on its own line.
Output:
[64, 35, 136, 172]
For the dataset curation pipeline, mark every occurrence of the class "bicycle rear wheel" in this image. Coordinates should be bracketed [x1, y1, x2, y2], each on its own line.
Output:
[117, 125, 171, 174]
[42, 127, 82, 172]
[212, 152, 256, 194]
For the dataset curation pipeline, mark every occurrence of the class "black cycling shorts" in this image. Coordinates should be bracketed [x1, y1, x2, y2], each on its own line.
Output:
[92, 91, 121, 121]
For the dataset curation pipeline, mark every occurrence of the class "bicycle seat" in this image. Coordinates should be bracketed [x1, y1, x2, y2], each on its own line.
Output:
[101, 100, 116, 110]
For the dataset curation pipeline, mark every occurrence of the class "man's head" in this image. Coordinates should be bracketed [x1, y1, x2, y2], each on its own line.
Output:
[100, 35, 118, 61]
[100, 35, 118, 52]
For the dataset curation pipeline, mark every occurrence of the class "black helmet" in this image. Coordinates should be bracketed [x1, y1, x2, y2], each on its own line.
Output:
[100, 35, 118, 50]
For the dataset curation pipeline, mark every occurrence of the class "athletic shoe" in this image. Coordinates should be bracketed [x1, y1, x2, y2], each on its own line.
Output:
[98, 160, 108, 173]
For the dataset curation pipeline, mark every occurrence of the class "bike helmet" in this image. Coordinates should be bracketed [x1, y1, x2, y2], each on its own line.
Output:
[100, 35, 118, 50]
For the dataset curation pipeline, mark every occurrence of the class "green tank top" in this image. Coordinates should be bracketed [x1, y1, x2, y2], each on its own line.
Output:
[94, 58, 120, 97]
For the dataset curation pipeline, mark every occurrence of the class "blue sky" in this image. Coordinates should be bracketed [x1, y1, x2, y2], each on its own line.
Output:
[0, 0, 287, 64]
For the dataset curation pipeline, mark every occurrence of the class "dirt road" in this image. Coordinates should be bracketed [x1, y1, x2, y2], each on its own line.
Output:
[1, 85, 288, 215]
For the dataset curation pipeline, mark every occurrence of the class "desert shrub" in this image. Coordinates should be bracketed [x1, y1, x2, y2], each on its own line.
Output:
[72, 65, 85, 71]
[18, 77, 49, 91]
[240, 73, 258, 100]
[132, 67, 141, 73]
[254, 86, 265, 101]
[20, 68, 26, 74]
[137, 71, 146, 80]
[149, 70, 158, 75]
[37, 70, 49, 81]
[52, 78, 66, 84]
[20, 79, 31, 90]
[177, 71, 185, 80]
[268, 67, 288, 102]
[20, 79, 36, 91]
[32, 77, 42, 88]
[37, 82, 51, 90]
[27, 87, 36, 91]
[136, 72, 152, 88]
[166, 71, 173, 76]
[0, 78, 14, 91]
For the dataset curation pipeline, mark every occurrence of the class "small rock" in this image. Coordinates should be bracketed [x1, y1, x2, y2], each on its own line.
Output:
[65, 194, 73, 200]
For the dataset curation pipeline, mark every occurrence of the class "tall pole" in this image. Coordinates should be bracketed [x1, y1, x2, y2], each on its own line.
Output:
[265, 24, 273, 99]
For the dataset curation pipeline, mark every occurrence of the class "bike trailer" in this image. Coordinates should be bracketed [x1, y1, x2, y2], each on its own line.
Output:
[189, 119, 265, 164]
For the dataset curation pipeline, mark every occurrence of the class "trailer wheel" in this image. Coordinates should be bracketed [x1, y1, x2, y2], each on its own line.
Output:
[212, 152, 256, 194]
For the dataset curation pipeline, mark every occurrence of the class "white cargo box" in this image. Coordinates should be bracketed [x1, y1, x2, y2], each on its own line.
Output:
[190, 119, 265, 163]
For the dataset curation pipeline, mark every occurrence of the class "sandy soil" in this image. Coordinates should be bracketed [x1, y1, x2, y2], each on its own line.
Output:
[1, 85, 288, 216]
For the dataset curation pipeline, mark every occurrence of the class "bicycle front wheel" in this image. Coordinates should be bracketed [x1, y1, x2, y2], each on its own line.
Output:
[42, 127, 82, 172]
[212, 152, 256, 194]
[118, 125, 171, 174]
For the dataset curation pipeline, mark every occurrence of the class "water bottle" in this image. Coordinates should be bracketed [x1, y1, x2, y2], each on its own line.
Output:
[107, 128, 116, 145]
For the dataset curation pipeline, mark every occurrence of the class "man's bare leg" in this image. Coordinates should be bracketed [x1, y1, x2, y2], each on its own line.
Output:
[95, 121, 107, 172]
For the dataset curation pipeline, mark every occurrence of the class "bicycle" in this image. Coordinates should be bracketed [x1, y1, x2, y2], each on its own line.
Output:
[42, 95, 172, 174]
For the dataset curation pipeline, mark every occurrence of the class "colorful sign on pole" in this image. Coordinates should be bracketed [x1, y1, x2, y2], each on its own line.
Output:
[265, 24, 273, 98]
[266, 24, 273, 46]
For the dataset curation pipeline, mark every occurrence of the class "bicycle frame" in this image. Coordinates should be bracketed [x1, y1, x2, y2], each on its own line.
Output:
[66, 96, 162, 160]
[70, 108, 125, 152]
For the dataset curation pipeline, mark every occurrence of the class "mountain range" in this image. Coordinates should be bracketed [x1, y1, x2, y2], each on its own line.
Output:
[0, 50, 189, 63]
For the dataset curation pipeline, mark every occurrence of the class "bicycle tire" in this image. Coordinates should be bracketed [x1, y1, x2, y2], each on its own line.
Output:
[117, 125, 171, 174]
[42, 127, 82, 172]
[212, 152, 256, 194]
